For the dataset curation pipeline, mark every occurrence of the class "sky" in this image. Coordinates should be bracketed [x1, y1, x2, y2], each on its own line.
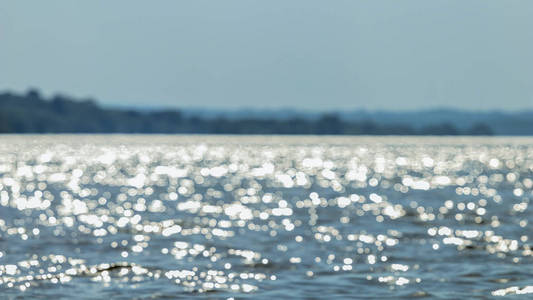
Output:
[1, 1, 532, 111]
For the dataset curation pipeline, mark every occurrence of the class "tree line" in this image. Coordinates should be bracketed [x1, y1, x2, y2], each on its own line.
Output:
[0, 90, 493, 135]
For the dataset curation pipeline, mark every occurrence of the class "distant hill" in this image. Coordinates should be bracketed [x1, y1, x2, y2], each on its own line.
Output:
[173, 108, 533, 135]
[0, 89, 513, 135]
[338, 109, 533, 135]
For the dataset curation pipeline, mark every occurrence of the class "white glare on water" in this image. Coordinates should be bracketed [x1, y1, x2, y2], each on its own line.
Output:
[0, 136, 532, 298]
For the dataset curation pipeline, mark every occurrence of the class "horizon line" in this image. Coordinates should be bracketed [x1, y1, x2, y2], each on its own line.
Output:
[2, 88, 533, 114]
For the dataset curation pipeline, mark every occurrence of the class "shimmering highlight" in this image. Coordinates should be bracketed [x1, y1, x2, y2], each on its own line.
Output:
[0, 135, 532, 298]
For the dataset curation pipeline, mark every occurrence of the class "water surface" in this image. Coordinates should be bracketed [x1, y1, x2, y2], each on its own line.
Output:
[0, 135, 532, 299]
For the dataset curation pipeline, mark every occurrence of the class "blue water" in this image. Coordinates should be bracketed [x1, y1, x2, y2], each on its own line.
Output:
[0, 135, 532, 299]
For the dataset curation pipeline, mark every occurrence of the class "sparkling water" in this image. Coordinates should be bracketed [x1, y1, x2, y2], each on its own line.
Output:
[0, 135, 532, 298]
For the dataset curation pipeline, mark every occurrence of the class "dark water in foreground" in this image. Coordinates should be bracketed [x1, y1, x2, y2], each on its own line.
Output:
[0, 135, 532, 299]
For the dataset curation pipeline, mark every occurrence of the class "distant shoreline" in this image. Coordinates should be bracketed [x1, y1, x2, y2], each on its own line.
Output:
[0, 90, 502, 135]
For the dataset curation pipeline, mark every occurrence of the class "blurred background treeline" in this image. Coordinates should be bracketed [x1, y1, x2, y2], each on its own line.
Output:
[0, 89, 519, 135]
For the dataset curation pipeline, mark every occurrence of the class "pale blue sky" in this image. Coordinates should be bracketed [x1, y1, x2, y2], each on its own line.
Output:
[1, 1, 532, 110]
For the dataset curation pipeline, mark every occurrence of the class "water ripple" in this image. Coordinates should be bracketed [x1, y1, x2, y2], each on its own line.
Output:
[0, 135, 532, 298]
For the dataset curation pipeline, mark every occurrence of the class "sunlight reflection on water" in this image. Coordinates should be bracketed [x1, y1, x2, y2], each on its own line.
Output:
[0, 135, 532, 298]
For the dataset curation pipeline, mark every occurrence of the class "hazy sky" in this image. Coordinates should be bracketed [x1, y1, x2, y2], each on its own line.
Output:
[1, 1, 532, 111]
